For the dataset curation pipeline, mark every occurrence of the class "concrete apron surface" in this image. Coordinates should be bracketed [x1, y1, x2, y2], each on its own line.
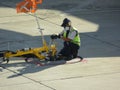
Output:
[0, 0, 120, 90]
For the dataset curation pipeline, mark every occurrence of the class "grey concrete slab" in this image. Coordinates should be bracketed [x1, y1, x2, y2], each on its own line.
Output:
[0, 66, 53, 90]
[0, 8, 16, 17]
[1, 57, 120, 90]
[43, 73, 120, 90]
[0, 83, 52, 90]
[0, 0, 120, 90]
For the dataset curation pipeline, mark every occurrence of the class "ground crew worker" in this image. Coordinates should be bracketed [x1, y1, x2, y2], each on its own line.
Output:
[51, 18, 83, 60]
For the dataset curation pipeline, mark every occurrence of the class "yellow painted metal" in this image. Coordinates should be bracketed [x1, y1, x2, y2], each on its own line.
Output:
[4, 40, 57, 60]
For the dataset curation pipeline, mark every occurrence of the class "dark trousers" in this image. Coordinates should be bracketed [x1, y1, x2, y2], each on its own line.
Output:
[59, 41, 80, 58]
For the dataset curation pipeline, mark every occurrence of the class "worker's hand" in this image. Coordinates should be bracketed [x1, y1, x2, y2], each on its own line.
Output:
[57, 34, 62, 38]
[61, 37, 71, 41]
[50, 34, 58, 39]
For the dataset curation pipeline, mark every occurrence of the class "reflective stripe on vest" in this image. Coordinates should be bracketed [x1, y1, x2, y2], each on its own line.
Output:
[63, 30, 80, 46]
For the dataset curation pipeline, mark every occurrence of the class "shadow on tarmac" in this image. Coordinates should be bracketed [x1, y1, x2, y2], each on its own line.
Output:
[0, 0, 120, 78]
[0, 0, 120, 57]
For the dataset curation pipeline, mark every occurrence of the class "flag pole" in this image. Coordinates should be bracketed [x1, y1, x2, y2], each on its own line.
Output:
[34, 13, 45, 46]
[16, 0, 45, 45]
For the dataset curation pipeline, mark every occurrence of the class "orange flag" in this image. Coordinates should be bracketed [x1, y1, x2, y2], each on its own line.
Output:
[16, 0, 42, 13]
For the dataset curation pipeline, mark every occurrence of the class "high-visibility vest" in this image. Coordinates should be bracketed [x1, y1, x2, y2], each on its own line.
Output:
[63, 29, 81, 46]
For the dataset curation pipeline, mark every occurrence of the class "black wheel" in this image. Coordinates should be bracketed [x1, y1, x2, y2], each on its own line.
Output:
[3, 57, 6, 62]
[3, 57, 9, 63]
[6, 59, 9, 63]
[25, 58, 28, 62]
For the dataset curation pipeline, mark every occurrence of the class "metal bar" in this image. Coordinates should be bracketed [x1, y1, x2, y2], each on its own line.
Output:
[34, 13, 45, 45]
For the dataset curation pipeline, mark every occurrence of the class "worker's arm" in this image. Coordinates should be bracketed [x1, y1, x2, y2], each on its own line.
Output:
[61, 36, 71, 41]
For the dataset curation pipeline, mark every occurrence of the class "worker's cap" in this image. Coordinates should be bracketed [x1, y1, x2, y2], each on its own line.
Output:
[61, 18, 71, 27]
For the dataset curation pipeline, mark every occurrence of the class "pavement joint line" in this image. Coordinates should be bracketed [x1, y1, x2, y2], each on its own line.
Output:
[27, 13, 61, 26]
[1, 2, 120, 50]
[0, 2, 61, 26]
[1, 13, 118, 50]
[0, 65, 56, 90]
[40, 71, 120, 82]
[1, 64, 120, 89]
[82, 34, 120, 49]
[1, 2, 120, 27]
[1, 62, 119, 82]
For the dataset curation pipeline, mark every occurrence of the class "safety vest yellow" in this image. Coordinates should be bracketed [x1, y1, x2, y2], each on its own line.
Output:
[63, 29, 81, 46]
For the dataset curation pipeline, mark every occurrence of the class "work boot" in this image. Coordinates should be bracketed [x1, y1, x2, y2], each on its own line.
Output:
[64, 56, 73, 61]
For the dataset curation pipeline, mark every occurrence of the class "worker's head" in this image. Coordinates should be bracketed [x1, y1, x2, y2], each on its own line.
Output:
[61, 18, 71, 28]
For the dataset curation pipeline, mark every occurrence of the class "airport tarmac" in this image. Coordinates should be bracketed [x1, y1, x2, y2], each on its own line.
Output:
[0, 0, 120, 90]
